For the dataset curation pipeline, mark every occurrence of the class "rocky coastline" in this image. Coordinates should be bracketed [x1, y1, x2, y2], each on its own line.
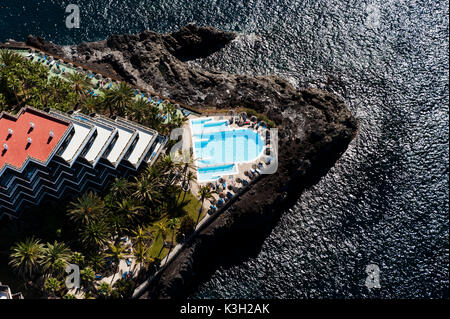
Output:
[2, 24, 358, 298]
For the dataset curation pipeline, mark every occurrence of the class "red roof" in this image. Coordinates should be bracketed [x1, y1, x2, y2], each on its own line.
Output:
[0, 108, 70, 174]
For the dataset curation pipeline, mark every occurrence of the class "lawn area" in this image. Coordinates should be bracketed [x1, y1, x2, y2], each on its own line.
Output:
[147, 189, 203, 260]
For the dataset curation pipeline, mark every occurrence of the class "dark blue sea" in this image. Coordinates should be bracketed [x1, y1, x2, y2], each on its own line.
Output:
[1, 0, 448, 298]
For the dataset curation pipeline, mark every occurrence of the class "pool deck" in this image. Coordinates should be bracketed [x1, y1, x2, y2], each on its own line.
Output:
[185, 115, 269, 213]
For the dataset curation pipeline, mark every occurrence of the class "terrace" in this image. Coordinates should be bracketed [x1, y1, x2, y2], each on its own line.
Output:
[186, 112, 274, 215]
[94, 116, 138, 168]
[114, 117, 158, 168]
[70, 113, 117, 166]
[49, 110, 96, 166]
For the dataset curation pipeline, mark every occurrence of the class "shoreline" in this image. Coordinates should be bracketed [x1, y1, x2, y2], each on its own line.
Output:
[1, 24, 358, 298]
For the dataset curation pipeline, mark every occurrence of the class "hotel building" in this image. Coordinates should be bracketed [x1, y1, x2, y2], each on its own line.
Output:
[0, 107, 168, 219]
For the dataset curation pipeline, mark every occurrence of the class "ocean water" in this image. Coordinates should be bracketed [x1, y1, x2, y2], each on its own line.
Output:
[1, 0, 448, 298]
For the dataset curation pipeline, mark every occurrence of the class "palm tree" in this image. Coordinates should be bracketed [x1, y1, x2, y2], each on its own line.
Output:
[113, 199, 144, 224]
[80, 267, 96, 291]
[154, 222, 167, 242]
[130, 99, 163, 128]
[143, 165, 162, 181]
[106, 210, 128, 241]
[159, 155, 176, 174]
[183, 171, 196, 201]
[181, 155, 197, 177]
[80, 95, 101, 114]
[158, 155, 183, 192]
[131, 175, 162, 206]
[97, 282, 112, 298]
[106, 243, 126, 284]
[0, 49, 24, 66]
[109, 177, 130, 199]
[101, 82, 134, 116]
[106, 243, 126, 267]
[167, 218, 179, 247]
[128, 97, 148, 121]
[2, 70, 24, 107]
[44, 277, 62, 297]
[166, 111, 187, 132]
[0, 94, 6, 112]
[108, 208, 131, 239]
[132, 244, 151, 273]
[80, 220, 110, 251]
[70, 252, 85, 268]
[9, 237, 45, 282]
[165, 218, 179, 263]
[173, 115, 188, 128]
[42, 241, 72, 277]
[197, 186, 216, 225]
[178, 161, 196, 202]
[162, 103, 175, 120]
[87, 253, 106, 273]
[66, 72, 92, 106]
[68, 191, 105, 226]
[177, 216, 196, 241]
[131, 226, 152, 248]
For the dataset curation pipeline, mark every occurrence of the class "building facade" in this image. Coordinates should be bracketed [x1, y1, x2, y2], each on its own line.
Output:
[0, 107, 167, 218]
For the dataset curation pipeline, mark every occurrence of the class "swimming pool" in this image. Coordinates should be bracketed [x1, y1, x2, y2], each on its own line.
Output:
[73, 115, 89, 122]
[190, 117, 264, 182]
[197, 163, 238, 183]
[191, 118, 228, 135]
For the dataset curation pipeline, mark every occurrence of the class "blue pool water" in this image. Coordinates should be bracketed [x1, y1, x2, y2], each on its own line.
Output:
[194, 130, 263, 165]
[197, 164, 238, 183]
[191, 118, 212, 125]
[73, 115, 89, 122]
[203, 120, 228, 128]
[191, 119, 228, 135]
[191, 118, 264, 182]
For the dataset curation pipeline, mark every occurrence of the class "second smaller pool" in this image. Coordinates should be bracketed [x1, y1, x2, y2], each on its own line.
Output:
[197, 163, 237, 183]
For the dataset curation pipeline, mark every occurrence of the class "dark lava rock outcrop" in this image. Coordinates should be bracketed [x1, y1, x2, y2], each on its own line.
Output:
[15, 24, 357, 298]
